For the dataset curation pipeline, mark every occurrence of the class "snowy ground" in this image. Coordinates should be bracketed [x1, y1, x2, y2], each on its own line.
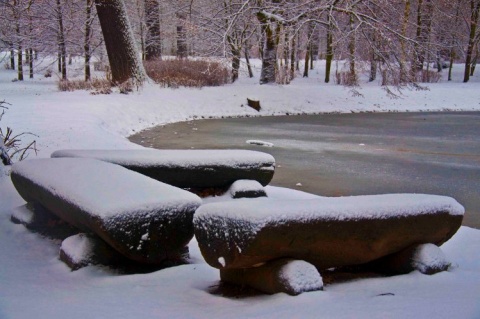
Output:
[1, 56, 480, 318]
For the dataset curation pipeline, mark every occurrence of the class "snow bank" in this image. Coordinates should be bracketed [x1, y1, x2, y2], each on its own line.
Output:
[0, 60, 479, 318]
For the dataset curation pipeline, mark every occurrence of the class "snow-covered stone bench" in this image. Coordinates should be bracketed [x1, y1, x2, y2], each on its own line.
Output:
[11, 158, 202, 264]
[194, 194, 463, 291]
[51, 149, 276, 189]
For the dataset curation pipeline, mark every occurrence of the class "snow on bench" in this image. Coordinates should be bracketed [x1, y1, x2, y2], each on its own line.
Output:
[51, 149, 276, 189]
[11, 158, 202, 264]
[194, 194, 464, 270]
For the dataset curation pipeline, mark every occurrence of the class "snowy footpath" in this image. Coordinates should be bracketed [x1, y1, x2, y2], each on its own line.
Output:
[1, 60, 480, 318]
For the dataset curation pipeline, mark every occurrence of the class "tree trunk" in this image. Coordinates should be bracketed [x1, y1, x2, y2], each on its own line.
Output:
[310, 23, 319, 70]
[303, 49, 309, 78]
[94, 0, 146, 85]
[57, 0, 67, 80]
[400, 0, 410, 80]
[258, 27, 265, 60]
[231, 48, 241, 82]
[348, 12, 356, 83]
[284, 30, 289, 70]
[471, 48, 478, 75]
[28, 4, 33, 79]
[85, 0, 92, 81]
[305, 21, 314, 72]
[29, 48, 33, 79]
[176, 12, 187, 58]
[10, 49, 15, 70]
[424, 0, 433, 82]
[145, 0, 162, 60]
[368, 5, 378, 83]
[290, 34, 296, 80]
[464, 0, 480, 82]
[14, 0, 23, 81]
[257, 12, 278, 84]
[245, 47, 253, 78]
[58, 52, 62, 73]
[448, 48, 455, 81]
[413, 0, 424, 73]
[310, 46, 314, 70]
[325, 15, 333, 83]
[135, 0, 145, 60]
[369, 51, 377, 82]
[17, 49, 23, 81]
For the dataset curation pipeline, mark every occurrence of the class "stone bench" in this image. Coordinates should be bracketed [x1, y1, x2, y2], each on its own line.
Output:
[51, 149, 275, 189]
[11, 158, 202, 264]
[194, 194, 464, 271]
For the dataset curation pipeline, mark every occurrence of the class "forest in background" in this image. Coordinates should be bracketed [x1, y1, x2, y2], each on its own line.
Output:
[1, 0, 479, 88]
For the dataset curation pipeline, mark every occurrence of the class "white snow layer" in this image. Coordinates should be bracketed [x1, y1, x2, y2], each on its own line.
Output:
[60, 233, 95, 264]
[412, 243, 451, 273]
[12, 158, 202, 218]
[1, 59, 479, 318]
[279, 260, 324, 294]
[229, 179, 265, 195]
[51, 149, 275, 170]
[195, 194, 464, 226]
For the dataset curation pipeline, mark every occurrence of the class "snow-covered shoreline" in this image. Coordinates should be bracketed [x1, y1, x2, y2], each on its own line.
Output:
[1, 60, 479, 318]
[1, 59, 479, 159]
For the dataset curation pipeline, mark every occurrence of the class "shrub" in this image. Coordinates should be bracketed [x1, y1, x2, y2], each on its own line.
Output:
[58, 78, 112, 94]
[144, 58, 230, 88]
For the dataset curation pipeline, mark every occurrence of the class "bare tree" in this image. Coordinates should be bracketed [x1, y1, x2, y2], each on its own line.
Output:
[84, 0, 93, 81]
[464, 0, 480, 82]
[145, 0, 162, 60]
[257, 0, 283, 84]
[94, 0, 146, 85]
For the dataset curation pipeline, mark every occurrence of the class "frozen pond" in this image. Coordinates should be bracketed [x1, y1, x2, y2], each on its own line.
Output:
[130, 112, 480, 229]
